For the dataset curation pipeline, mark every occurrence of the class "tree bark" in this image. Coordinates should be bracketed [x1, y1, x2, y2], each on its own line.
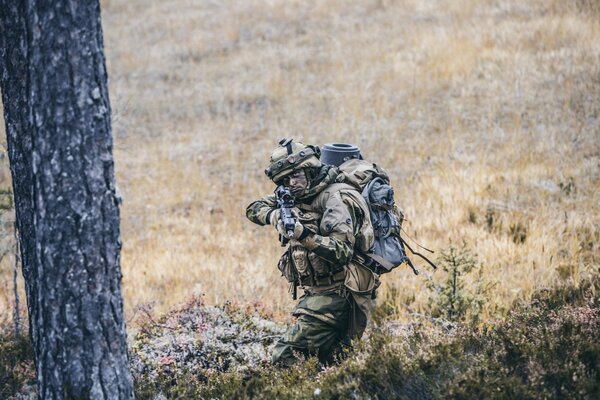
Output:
[0, 1, 134, 399]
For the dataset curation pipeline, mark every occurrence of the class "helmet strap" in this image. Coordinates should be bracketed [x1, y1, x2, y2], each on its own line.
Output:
[305, 166, 321, 187]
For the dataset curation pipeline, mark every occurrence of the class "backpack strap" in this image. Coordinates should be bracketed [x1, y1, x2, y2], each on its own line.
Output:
[401, 238, 438, 270]
[362, 177, 397, 239]
[361, 177, 377, 212]
[366, 252, 395, 273]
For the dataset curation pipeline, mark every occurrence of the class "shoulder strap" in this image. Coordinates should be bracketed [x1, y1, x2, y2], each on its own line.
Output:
[361, 176, 386, 205]
[362, 177, 396, 239]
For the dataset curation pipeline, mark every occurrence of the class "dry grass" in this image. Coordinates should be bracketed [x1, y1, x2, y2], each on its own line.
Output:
[1, 0, 599, 324]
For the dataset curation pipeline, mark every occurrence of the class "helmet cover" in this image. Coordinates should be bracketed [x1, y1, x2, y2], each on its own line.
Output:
[265, 138, 321, 182]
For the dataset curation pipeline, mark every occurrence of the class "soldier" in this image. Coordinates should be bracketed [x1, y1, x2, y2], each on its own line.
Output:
[246, 138, 379, 366]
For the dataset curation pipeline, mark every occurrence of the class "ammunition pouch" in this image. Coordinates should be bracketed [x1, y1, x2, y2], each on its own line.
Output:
[277, 250, 297, 283]
[299, 269, 345, 287]
[278, 246, 346, 289]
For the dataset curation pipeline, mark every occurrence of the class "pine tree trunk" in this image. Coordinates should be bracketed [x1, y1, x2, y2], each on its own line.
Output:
[0, 1, 134, 398]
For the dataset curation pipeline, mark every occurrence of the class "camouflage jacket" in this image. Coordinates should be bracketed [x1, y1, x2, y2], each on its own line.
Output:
[246, 166, 374, 291]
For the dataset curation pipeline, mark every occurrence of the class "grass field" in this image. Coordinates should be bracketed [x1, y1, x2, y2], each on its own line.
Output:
[0, 0, 599, 326]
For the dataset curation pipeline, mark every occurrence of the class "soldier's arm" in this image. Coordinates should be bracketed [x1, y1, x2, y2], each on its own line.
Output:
[298, 191, 362, 266]
[246, 194, 277, 226]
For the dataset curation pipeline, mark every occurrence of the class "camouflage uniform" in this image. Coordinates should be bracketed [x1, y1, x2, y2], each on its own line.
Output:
[246, 140, 377, 366]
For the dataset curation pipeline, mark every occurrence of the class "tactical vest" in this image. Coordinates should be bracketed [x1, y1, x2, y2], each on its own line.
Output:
[277, 183, 374, 291]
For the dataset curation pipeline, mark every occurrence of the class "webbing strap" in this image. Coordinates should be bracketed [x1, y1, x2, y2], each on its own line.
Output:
[299, 270, 345, 287]
[366, 252, 395, 272]
[402, 239, 438, 270]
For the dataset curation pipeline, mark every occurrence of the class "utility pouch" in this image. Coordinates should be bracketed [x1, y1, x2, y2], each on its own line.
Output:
[277, 249, 297, 283]
[308, 251, 336, 277]
[344, 258, 380, 339]
[344, 259, 380, 296]
[290, 246, 312, 278]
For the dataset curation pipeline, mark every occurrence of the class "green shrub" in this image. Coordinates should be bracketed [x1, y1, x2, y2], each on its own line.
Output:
[426, 245, 494, 325]
[438, 275, 600, 399]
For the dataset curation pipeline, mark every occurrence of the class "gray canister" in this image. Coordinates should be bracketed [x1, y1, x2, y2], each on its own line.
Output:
[320, 143, 362, 166]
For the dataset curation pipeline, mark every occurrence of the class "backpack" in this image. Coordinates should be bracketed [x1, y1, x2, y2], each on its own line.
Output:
[337, 159, 435, 275]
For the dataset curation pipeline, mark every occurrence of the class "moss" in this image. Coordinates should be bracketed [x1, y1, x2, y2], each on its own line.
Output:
[0, 331, 35, 399]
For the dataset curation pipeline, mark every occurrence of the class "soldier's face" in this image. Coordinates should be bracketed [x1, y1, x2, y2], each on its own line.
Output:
[284, 169, 308, 196]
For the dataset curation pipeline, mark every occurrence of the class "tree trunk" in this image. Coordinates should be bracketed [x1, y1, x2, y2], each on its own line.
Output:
[0, 1, 134, 399]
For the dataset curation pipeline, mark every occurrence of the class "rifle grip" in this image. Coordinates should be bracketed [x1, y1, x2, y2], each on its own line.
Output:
[279, 234, 289, 246]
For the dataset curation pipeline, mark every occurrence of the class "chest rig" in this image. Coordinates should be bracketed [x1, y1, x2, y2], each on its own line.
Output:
[277, 204, 346, 298]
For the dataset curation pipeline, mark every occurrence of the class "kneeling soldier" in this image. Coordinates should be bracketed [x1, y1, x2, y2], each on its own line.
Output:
[246, 138, 378, 366]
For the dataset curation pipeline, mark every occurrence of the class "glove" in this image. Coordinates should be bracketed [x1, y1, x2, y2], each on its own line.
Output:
[269, 208, 299, 230]
[268, 209, 281, 230]
[278, 221, 308, 240]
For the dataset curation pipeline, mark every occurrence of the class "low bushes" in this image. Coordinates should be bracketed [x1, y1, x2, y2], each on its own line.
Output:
[1, 275, 598, 399]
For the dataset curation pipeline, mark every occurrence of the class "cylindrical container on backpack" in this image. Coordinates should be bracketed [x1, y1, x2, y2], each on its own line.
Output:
[320, 143, 362, 166]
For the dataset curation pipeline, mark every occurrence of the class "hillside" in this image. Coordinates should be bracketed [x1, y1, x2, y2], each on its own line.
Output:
[103, 0, 600, 319]
[0, 1, 599, 397]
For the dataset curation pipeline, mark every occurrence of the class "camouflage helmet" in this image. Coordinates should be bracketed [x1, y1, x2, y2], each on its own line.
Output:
[265, 138, 321, 182]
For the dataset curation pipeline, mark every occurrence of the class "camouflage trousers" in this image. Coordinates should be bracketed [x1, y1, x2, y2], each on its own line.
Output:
[272, 289, 352, 366]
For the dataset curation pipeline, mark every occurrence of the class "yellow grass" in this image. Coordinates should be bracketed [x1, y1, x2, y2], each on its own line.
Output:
[1, 0, 599, 324]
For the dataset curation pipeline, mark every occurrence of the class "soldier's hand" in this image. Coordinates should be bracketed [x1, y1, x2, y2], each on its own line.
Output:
[276, 220, 287, 237]
[269, 209, 281, 229]
[269, 208, 300, 229]
[280, 221, 308, 240]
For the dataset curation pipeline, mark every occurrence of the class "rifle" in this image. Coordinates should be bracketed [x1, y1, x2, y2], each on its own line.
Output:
[275, 185, 296, 246]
